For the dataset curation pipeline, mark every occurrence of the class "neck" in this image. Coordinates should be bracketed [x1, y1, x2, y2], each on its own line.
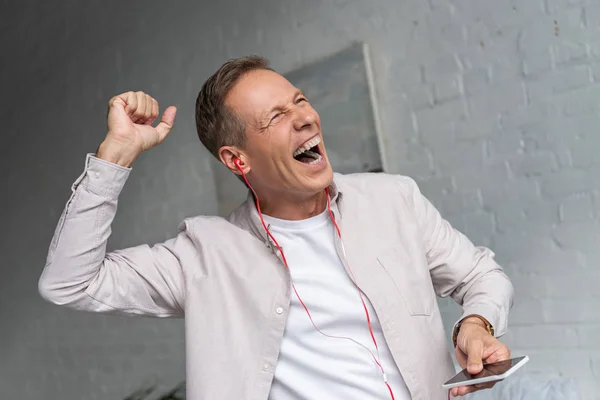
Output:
[257, 189, 328, 220]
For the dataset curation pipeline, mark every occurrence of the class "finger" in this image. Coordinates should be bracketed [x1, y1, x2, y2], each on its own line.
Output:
[114, 91, 137, 118]
[135, 91, 148, 123]
[143, 94, 154, 125]
[148, 98, 159, 126]
[132, 91, 147, 123]
[474, 381, 496, 390]
[155, 106, 177, 142]
[454, 385, 478, 396]
[482, 344, 511, 365]
[466, 339, 484, 374]
[492, 345, 511, 361]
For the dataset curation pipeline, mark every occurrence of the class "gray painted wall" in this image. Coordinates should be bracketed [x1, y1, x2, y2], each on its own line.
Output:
[2, 0, 599, 398]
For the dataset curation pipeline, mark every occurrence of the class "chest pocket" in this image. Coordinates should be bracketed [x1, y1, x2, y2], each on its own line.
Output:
[376, 245, 435, 316]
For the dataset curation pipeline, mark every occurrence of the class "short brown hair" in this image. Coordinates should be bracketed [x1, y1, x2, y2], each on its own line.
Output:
[195, 56, 273, 159]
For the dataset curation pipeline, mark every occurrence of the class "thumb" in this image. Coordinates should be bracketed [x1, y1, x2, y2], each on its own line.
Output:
[155, 106, 177, 141]
[466, 339, 484, 374]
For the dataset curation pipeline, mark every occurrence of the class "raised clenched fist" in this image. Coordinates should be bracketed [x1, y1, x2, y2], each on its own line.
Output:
[96, 91, 177, 167]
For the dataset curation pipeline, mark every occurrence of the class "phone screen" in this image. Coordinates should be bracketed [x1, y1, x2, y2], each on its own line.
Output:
[444, 356, 527, 385]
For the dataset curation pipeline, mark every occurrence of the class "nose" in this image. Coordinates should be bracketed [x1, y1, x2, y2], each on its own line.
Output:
[292, 107, 317, 131]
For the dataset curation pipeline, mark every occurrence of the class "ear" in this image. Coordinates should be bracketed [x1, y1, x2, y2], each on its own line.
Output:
[219, 146, 249, 176]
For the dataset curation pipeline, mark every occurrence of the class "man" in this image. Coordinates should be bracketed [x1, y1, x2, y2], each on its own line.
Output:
[39, 56, 514, 400]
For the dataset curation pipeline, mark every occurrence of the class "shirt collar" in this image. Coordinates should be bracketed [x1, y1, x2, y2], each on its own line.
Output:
[240, 175, 343, 249]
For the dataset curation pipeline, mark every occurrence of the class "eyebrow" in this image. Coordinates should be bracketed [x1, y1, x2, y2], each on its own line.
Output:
[258, 89, 306, 122]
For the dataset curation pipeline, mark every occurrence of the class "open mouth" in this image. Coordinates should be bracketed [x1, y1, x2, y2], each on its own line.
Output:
[292, 136, 323, 165]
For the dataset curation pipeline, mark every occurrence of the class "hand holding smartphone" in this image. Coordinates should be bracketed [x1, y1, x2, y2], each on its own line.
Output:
[442, 356, 529, 390]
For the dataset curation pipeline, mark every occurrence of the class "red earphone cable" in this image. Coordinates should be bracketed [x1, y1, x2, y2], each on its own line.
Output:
[325, 190, 380, 350]
[237, 163, 395, 399]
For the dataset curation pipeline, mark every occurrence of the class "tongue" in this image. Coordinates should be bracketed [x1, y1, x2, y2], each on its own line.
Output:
[297, 154, 314, 163]
[295, 149, 320, 163]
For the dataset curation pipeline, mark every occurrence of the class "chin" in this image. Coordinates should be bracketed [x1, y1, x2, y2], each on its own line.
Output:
[305, 162, 334, 193]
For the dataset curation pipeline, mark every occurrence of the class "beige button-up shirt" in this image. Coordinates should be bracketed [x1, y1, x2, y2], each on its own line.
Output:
[39, 154, 514, 400]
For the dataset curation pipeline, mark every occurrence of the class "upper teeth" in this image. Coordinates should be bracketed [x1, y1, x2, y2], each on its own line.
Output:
[293, 136, 322, 157]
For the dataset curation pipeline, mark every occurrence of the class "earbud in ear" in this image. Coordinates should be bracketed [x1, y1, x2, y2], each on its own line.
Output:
[234, 158, 243, 171]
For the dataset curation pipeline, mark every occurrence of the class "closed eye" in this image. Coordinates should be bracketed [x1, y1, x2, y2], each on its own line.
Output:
[270, 112, 283, 122]
[268, 96, 307, 124]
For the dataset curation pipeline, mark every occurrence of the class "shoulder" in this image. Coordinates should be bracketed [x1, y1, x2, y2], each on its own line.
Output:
[333, 172, 421, 200]
[176, 215, 245, 245]
[178, 214, 239, 233]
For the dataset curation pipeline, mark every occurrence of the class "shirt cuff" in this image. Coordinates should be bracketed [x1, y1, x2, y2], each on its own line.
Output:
[71, 153, 132, 198]
[453, 303, 507, 340]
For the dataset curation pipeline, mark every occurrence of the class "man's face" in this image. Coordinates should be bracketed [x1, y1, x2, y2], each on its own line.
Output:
[225, 69, 333, 198]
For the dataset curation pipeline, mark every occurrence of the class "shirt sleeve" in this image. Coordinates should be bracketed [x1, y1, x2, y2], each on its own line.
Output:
[38, 154, 193, 317]
[402, 176, 514, 337]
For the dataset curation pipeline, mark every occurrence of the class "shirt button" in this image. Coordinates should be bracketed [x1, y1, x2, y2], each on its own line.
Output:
[263, 363, 270, 371]
[94, 171, 100, 178]
[275, 307, 283, 315]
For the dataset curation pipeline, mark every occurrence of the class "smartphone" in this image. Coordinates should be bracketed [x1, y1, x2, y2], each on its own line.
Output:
[442, 356, 529, 389]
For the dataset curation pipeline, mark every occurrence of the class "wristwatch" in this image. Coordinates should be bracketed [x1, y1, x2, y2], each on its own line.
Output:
[452, 315, 494, 348]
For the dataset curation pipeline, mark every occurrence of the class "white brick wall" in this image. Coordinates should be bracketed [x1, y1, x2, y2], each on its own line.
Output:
[2, 0, 599, 398]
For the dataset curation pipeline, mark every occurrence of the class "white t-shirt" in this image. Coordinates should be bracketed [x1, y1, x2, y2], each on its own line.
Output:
[263, 210, 412, 400]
